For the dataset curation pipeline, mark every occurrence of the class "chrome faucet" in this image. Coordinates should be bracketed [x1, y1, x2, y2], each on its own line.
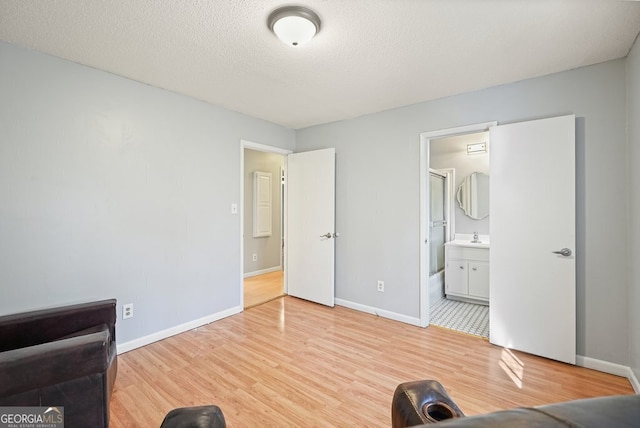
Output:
[473, 232, 479, 243]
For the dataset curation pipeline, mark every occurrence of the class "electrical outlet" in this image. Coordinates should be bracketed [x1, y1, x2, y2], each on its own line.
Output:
[377, 280, 384, 292]
[123, 303, 134, 319]
[252, 254, 257, 261]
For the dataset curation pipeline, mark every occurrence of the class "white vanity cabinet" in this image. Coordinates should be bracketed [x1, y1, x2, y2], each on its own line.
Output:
[444, 243, 489, 304]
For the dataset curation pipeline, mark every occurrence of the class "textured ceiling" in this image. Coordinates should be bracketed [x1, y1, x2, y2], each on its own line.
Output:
[1, 1, 640, 129]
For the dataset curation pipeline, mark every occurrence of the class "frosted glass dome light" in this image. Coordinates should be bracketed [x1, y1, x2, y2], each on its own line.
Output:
[268, 6, 321, 47]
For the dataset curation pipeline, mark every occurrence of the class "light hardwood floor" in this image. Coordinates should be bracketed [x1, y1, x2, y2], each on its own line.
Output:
[243, 270, 284, 308]
[110, 296, 634, 427]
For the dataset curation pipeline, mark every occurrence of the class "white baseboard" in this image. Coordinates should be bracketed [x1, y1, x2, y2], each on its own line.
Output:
[116, 305, 243, 354]
[576, 355, 630, 377]
[335, 298, 422, 326]
[576, 355, 640, 393]
[629, 368, 640, 393]
[243, 266, 282, 278]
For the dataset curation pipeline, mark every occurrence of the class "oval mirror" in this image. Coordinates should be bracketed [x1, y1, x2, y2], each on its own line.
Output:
[456, 172, 489, 219]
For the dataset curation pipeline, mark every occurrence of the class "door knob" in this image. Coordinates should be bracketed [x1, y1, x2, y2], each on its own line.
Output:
[320, 232, 333, 239]
[552, 248, 572, 257]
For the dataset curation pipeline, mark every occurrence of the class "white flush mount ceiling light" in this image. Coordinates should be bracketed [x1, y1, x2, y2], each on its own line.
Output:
[268, 6, 321, 47]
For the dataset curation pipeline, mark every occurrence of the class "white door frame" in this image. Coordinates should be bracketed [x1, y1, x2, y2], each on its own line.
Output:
[419, 122, 497, 327]
[240, 140, 292, 309]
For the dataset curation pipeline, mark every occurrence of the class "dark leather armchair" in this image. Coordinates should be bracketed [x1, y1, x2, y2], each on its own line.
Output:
[0, 299, 118, 427]
[392, 379, 640, 427]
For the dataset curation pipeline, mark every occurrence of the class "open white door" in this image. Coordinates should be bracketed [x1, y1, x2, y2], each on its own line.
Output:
[490, 115, 575, 364]
[287, 148, 336, 307]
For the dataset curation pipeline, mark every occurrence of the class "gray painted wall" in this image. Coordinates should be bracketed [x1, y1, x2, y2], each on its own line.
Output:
[1, 38, 636, 371]
[243, 149, 284, 274]
[627, 36, 640, 384]
[296, 59, 630, 365]
[0, 41, 294, 344]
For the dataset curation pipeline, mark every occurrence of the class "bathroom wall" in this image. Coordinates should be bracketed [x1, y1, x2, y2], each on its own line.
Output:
[243, 149, 284, 275]
[627, 35, 640, 387]
[430, 132, 490, 236]
[0, 41, 295, 345]
[296, 58, 630, 366]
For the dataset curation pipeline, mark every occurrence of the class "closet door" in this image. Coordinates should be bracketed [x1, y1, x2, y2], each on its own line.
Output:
[490, 115, 575, 364]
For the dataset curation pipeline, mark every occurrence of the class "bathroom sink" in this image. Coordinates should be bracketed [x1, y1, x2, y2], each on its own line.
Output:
[446, 240, 490, 249]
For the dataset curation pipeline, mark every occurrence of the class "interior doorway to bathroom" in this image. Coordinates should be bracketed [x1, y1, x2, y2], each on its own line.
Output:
[419, 121, 496, 337]
[430, 133, 490, 338]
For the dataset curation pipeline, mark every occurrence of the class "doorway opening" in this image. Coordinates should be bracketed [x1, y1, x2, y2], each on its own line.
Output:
[419, 122, 496, 335]
[429, 132, 490, 337]
[240, 141, 292, 309]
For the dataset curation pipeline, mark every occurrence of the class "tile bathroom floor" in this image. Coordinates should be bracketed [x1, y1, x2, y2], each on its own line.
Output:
[430, 297, 489, 338]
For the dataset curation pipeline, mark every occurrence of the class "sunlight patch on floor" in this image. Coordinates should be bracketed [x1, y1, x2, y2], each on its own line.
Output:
[499, 348, 524, 388]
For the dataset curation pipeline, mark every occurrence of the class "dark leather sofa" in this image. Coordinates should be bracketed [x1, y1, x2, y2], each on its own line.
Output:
[392, 379, 640, 427]
[156, 382, 640, 428]
[0, 299, 118, 427]
[158, 388, 640, 427]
